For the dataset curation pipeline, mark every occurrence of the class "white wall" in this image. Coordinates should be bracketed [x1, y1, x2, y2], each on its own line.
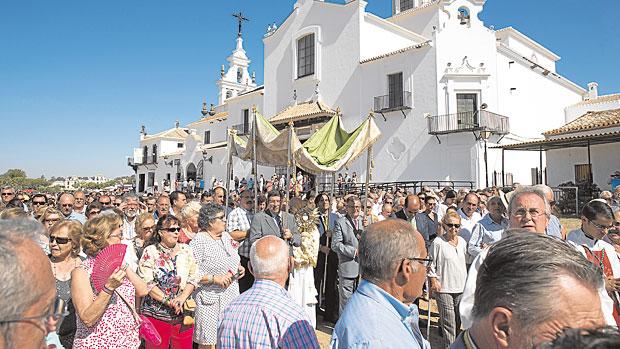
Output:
[565, 99, 620, 123]
[546, 143, 620, 190]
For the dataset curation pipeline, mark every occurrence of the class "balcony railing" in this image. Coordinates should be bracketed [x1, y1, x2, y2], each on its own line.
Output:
[427, 110, 509, 135]
[373, 91, 412, 113]
[232, 123, 251, 135]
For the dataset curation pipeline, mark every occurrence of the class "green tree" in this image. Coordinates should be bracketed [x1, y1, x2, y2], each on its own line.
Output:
[1, 169, 27, 178]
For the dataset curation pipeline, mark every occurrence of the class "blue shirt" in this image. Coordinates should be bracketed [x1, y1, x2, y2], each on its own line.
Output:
[67, 211, 86, 224]
[467, 214, 508, 258]
[330, 280, 430, 349]
[546, 215, 563, 239]
[217, 279, 319, 349]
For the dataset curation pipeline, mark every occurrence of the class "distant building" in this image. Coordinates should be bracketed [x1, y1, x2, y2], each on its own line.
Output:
[130, 0, 613, 194]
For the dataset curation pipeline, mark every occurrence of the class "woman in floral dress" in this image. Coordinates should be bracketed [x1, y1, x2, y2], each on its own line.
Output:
[138, 214, 199, 349]
[72, 212, 149, 349]
[190, 203, 245, 349]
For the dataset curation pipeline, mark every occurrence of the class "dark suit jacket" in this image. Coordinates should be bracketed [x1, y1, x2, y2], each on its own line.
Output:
[331, 215, 363, 278]
[249, 210, 301, 255]
[395, 209, 429, 245]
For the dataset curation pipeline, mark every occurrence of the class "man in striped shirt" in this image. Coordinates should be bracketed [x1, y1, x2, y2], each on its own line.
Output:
[217, 236, 319, 349]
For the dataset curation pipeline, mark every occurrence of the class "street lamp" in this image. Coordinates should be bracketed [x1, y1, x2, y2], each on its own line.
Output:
[480, 129, 492, 188]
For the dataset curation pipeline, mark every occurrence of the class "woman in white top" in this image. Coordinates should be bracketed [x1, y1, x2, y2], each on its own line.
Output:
[429, 210, 468, 348]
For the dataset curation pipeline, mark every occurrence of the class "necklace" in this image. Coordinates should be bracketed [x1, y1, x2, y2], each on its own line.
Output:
[158, 243, 176, 255]
[51, 256, 80, 281]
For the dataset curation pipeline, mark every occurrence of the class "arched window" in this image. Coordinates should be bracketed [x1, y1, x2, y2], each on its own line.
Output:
[297, 33, 315, 78]
[226, 90, 233, 99]
[237, 68, 243, 83]
[152, 144, 158, 163]
[458, 7, 470, 25]
[142, 146, 148, 164]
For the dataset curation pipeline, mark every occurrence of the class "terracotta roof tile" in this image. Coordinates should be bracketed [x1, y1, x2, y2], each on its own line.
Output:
[544, 108, 620, 136]
[360, 41, 431, 64]
[186, 111, 229, 127]
[568, 93, 620, 108]
[143, 127, 189, 140]
[269, 101, 336, 125]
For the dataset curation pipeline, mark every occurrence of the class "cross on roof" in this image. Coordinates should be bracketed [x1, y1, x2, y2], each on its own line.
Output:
[232, 12, 249, 37]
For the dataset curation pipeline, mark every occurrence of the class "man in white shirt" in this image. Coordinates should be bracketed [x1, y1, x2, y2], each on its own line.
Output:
[457, 193, 482, 245]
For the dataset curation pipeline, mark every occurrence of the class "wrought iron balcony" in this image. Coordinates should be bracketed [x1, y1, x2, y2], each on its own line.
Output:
[373, 91, 412, 117]
[427, 110, 509, 136]
[232, 123, 251, 135]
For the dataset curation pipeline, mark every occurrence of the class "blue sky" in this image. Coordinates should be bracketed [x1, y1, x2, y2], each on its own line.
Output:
[1, 0, 618, 179]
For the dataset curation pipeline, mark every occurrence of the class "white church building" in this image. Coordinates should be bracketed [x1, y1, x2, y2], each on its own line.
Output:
[130, 0, 606, 194]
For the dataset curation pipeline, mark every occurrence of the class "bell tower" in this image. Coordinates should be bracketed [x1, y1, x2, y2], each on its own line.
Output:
[217, 12, 257, 105]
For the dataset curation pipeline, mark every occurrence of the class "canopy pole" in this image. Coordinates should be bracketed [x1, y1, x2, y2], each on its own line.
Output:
[363, 112, 374, 223]
[539, 146, 543, 185]
[252, 106, 258, 213]
[285, 121, 293, 211]
[225, 129, 233, 217]
[331, 172, 336, 199]
[501, 148, 505, 187]
[587, 139, 592, 185]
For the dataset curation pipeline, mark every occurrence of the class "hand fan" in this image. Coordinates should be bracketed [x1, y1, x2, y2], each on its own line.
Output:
[91, 244, 127, 292]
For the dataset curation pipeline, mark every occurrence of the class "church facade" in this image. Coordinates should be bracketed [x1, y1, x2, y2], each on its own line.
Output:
[130, 0, 597, 194]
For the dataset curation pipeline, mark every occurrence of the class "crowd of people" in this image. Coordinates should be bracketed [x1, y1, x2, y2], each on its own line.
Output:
[1, 181, 620, 349]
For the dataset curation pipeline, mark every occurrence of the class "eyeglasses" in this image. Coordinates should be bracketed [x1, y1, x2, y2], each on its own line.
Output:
[50, 236, 71, 244]
[512, 208, 545, 219]
[99, 201, 111, 205]
[589, 220, 614, 231]
[164, 227, 181, 232]
[444, 223, 461, 229]
[45, 218, 61, 224]
[0, 297, 68, 331]
[113, 203, 121, 207]
[405, 257, 433, 268]
[60, 203, 73, 208]
[1, 193, 13, 196]
[32, 201, 46, 206]
[88, 210, 101, 216]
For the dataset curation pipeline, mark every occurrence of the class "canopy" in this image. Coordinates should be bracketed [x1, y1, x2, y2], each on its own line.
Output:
[232, 110, 381, 174]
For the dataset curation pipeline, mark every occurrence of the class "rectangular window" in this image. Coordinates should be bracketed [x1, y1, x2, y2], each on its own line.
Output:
[400, 0, 414, 12]
[575, 164, 592, 183]
[147, 172, 155, 187]
[388, 72, 404, 108]
[177, 143, 183, 148]
[456, 93, 478, 128]
[297, 34, 315, 78]
[204, 131, 211, 144]
[243, 109, 250, 134]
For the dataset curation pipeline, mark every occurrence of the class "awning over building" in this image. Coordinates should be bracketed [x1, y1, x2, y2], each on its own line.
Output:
[268, 100, 336, 125]
[491, 130, 620, 151]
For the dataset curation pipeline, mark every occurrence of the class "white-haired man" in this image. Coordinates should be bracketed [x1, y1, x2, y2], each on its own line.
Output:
[217, 236, 319, 348]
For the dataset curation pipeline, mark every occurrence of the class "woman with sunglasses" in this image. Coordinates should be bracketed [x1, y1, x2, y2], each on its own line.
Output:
[49, 220, 84, 348]
[190, 203, 244, 349]
[72, 212, 149, 349]
[137, 214, 199, 349]
[134, 212, 156, 259]
[39, 207, 65, 254]
[428, 210, 468, 348]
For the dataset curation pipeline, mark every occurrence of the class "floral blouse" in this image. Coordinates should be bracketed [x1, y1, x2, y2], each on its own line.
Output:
[137, 243, 199, 322]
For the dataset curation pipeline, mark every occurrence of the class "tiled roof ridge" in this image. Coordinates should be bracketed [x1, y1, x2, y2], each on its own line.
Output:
[543, 107, 620, 136]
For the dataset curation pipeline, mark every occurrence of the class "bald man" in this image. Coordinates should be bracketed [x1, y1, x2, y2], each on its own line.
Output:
[218, 236, 319, 348]
[58, 193, 86, 224]
[395, 194, 427, 243]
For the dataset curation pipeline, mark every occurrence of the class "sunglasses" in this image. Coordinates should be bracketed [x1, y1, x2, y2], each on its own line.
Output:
[1, 193, 13, 196]
[60, 203, 73, 207]
[88, 210, 101, 216]
[164, 227, 181, 232]
[444, 223, 461, 229]
[32, 201, 46, 206]
[113, 203, 121, 207]
[50, 236, 71, 244]
[405, 257, 433, 268]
